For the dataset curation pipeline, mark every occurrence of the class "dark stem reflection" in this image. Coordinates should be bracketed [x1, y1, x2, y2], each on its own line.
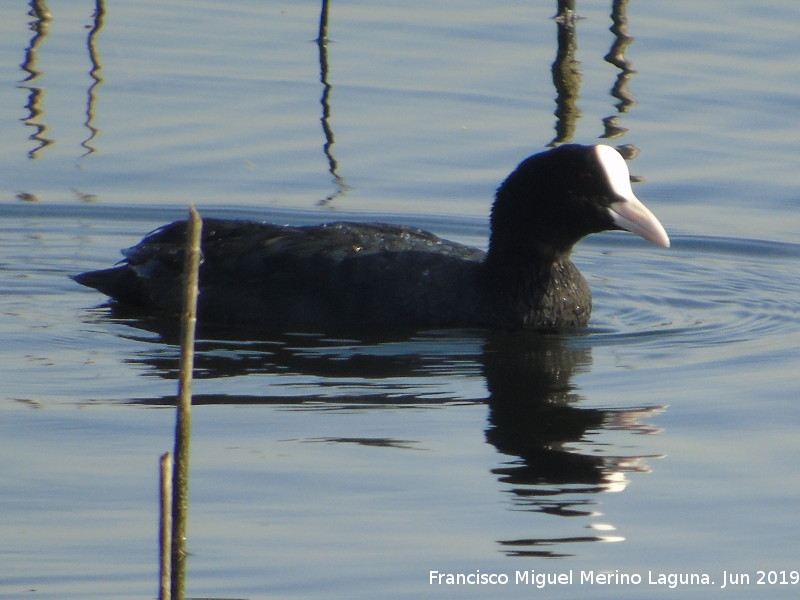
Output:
[81, 0, 106, 157]
[19, 0, 54, 159]
[316, 0, 349, 206]
[17, 1, 106, 160]
[550, 0, 581, 146]
[550, 0, 640, 152]
[605, 0, 636, 115]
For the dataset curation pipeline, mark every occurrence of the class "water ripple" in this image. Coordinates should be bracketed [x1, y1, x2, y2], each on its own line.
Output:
[581, 234, 800, 360]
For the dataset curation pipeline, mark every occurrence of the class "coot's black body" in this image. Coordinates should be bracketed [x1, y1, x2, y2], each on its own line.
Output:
[73, 144, 669, 332]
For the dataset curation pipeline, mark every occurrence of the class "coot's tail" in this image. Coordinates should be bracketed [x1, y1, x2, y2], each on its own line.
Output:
[71, 266, 148, 306]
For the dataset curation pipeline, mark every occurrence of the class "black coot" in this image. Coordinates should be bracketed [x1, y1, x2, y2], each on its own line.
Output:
[73, 144, 669, 332]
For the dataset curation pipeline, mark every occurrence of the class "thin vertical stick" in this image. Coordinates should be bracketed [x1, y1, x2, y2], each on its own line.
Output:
[159, 452, 173, 600]
[170, 206, 203, 600]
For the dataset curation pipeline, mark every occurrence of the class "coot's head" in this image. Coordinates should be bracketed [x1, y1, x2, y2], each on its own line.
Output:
[488, 144, 669, 262]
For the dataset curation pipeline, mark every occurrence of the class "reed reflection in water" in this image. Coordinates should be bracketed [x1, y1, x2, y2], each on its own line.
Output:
[11, 0, 644, 197]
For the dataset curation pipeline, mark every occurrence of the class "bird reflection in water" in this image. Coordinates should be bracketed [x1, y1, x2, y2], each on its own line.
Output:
[483, 331, 663, 557]
[93, 307, 664, 559]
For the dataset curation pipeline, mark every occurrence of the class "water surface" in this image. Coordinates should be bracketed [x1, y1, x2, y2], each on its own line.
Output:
[1, 1, 799, 599]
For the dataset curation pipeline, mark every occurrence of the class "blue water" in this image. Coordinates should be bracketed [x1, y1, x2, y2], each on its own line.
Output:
[1, 1, 799, 599]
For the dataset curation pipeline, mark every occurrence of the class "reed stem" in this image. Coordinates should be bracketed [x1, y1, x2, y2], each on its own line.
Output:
[159, 452, 173, 600]
[170, 206, 203, 600]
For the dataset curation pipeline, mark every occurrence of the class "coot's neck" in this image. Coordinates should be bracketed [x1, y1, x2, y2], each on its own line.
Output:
[482, 244, 572, 301]
[483, 214, 587, 327]
[481, 172, 590, 328]
[479, 253, 590, 330]
[485, 191, 577, 271]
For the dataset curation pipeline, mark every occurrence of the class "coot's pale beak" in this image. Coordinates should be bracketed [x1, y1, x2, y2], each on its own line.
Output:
[608, 194, 671, 248]
[593, 144, 670, 248]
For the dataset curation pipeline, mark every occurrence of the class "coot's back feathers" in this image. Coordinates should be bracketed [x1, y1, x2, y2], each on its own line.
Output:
[75, 220, 488, 331]
[73, 144, 669, 332]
